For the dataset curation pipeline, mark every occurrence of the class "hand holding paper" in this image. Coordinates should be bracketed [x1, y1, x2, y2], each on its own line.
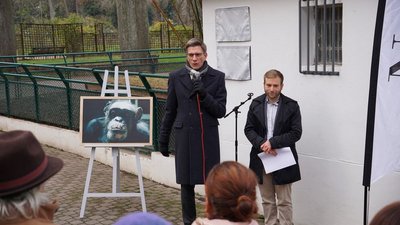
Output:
[258, 147, 296, 174]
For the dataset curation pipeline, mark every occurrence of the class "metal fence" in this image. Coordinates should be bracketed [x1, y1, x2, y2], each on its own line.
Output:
[16, 23, 200, 55]
[0, 50, 184, 152]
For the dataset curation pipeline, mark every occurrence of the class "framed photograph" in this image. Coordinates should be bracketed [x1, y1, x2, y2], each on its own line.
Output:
[80, 96, 153, 147]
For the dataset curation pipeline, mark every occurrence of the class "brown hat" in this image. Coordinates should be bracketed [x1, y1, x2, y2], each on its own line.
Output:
[0, 130, 63, 197]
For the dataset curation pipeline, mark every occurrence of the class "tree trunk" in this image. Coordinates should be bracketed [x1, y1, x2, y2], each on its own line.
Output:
[48, 0, 55, 20]
[62, 0, 69, 17]
[173, 0, 193, 26]
[115, 0, 149, 60]
[0, 0, 17, 61]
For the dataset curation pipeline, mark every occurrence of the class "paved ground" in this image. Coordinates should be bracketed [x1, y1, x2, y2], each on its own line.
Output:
[43, 145, 264, 225]
[43, 145, 203, 225]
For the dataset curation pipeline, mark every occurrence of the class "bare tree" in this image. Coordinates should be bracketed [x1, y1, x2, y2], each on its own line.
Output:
[48, 0, 56, 19]
[0, 0, 17, 60]
[172, 0, 194, 26]
[188, 0, 203, 38]
[115, 0, 149, 61]
[62, 0, 69, 17]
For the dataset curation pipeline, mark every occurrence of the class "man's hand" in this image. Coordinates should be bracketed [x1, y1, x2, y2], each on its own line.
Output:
[192, 79, 206, 98]
[260, 140, 277, 156]
[267, 149, 277, 156]
[159, 145, 170, 157]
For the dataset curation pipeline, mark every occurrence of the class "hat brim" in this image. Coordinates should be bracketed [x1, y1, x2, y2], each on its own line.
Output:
[0, 156, 63, 197]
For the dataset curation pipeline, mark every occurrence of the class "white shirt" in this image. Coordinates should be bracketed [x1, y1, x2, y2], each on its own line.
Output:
[265, 97, 279, 140]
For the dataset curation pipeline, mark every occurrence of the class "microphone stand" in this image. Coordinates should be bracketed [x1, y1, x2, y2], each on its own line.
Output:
[224, 93, 253, 161]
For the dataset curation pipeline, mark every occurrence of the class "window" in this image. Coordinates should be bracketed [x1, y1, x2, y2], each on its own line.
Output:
[299, 0, 342, 75]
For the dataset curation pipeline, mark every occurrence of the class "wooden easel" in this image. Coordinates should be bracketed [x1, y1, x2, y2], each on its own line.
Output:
[79, 66, 147, 218]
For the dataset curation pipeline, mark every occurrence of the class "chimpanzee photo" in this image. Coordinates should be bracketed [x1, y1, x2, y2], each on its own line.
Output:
[80, 97, 152, 146]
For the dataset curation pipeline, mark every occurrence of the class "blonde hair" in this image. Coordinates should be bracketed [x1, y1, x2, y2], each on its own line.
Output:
[264, 69, 284, 84]
[0, 186, 50, 221]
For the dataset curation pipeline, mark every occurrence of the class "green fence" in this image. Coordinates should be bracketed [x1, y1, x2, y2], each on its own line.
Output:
[16, 23, 201, 54]
[0, 50, 184, 151]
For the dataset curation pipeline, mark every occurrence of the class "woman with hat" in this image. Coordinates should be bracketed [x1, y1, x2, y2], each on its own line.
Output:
[0, 130, 64, 225]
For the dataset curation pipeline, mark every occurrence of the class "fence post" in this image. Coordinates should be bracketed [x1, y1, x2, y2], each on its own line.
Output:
[0, 68, 11, 115]
[92, 69, 104, 86]
[20, 24, 25, 56]
[54, 67, 73, 129]
[100, 23, 106, 51]
[160, 25, 163, 49]
[138, 72, 158, 148]
[167, 27, 171, 48]
[21, 65, 40, 122]
[94, 24, 99, 52]
[52, 24, 56, 50]
[80, 24, 85, 52]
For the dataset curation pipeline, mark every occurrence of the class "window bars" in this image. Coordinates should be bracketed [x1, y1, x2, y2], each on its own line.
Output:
[299, 0, 342, 75]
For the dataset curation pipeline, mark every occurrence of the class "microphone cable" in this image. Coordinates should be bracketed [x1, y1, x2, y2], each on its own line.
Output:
[196, 93, 206, 184]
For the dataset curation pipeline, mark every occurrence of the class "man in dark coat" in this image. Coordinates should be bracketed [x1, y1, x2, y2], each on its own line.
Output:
[244, 69, 302, 225]
[158, 38, 227, 225]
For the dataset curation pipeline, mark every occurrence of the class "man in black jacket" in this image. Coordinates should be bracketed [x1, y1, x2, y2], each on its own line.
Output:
[158, 38, 227, 225]
[244, 69, 302, 225]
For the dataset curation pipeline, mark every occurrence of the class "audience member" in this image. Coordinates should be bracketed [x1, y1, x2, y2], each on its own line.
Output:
[0, 130, 63, 225]
[113, 212, 172, 225]
[192, 161, 259, 225]
[369, 201, 400, 225]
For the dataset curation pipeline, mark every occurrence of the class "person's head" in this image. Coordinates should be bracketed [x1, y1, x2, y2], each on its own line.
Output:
[264, 69, 284, 102]
[369, 201, 400, 225]
[0, 130, 63, 220]
[113, 212, 172, 225]
[185, 38, 208, 70]
[205, 161, 258, 222]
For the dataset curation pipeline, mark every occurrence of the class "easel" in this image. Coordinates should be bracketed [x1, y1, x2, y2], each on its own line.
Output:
[80, 66, 147, 218]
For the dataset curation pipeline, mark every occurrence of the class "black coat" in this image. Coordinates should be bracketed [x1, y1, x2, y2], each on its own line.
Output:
[244, 94, 302, 185]
[159, 65, 227, 185]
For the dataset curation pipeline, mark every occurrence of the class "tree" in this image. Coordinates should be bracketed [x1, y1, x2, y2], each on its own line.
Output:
[0, 0, 17, 60]
[172, 0, 194, 26]
[188, 0, 203, 38]
[115, 0, 149, 59]
[48, 0, 56, 20]
[82, 0, 104, 17]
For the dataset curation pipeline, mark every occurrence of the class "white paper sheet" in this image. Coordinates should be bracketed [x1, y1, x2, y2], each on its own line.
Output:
[257, 147, 296, 174]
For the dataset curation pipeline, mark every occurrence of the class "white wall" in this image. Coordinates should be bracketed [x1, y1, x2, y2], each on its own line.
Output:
[203, 0, 400, 225]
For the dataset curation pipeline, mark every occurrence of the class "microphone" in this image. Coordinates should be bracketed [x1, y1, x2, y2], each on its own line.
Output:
[247, 93, 254, 98]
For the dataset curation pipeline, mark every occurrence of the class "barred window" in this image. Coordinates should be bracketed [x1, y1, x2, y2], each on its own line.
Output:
[299, 0, 342, 75]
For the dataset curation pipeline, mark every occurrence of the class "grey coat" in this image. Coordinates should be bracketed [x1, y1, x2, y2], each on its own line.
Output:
[158, 65, 227, 185]
[244, 94, 302, 185]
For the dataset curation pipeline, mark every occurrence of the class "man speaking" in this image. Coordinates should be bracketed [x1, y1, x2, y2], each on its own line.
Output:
[158, 38, 227, 225]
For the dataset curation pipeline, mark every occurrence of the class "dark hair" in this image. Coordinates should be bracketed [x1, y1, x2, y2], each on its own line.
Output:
[205, 161, 258, 222]
[369, 201, 400, 225]
[184, 38, 207, 53]
[264, 69, 284, 84]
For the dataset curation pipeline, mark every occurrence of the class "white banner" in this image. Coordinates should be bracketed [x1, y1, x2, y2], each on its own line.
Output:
[371, 0, 400, 183]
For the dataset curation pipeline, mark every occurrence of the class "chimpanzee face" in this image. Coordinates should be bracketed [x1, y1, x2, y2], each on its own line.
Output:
[104, 100, 142, 142]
